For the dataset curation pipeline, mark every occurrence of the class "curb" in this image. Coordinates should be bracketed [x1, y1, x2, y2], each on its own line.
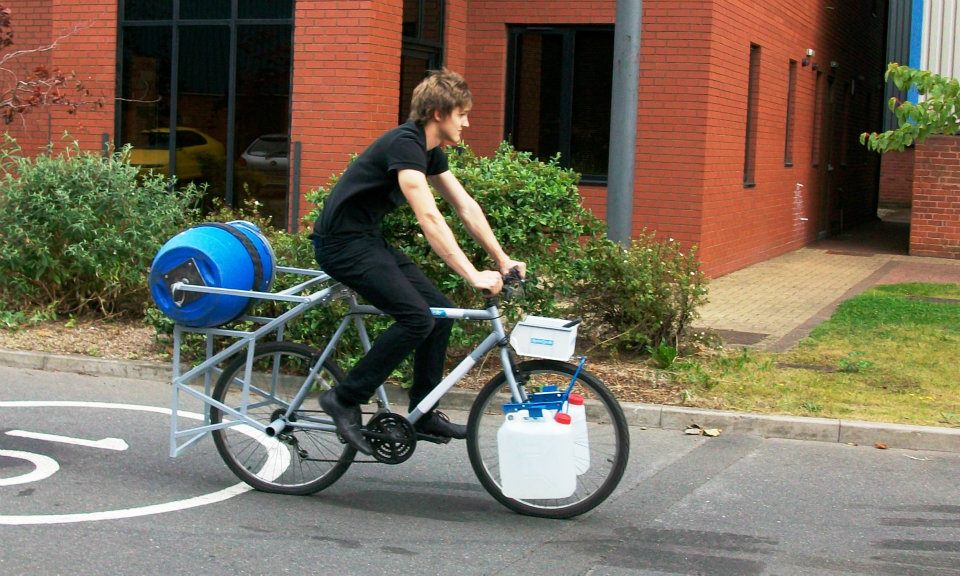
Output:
[2, 348, 958, 453]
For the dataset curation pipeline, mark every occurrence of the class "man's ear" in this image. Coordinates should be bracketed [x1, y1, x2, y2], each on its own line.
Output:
[431, 109, 445, 123]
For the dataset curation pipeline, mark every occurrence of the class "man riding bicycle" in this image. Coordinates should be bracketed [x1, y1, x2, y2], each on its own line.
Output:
[309, 69, 526, 455]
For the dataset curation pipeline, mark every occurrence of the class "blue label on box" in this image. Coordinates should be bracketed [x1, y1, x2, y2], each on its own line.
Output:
[530, 337, 555, 346]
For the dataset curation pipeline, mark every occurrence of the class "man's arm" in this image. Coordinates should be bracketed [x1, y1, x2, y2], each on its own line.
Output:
[397, 169, 504, 293]
[428, 170, 526, 277]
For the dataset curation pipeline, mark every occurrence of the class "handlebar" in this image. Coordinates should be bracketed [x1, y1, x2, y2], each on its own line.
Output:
[483, 267, 526, 305]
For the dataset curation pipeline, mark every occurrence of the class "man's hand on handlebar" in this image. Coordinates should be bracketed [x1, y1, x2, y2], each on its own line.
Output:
[474, 260, 526, 296]
[471, 270, 505, 295]
[499, 259, 527, 280]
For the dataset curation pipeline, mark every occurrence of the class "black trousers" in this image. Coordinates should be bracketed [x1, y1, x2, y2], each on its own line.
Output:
[312, 234, 454, 411]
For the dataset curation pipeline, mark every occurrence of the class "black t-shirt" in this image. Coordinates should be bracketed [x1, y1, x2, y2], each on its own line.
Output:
[314, 121, 449, 236]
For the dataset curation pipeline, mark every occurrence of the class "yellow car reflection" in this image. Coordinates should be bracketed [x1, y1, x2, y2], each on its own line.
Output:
[128, 127, 226, 183]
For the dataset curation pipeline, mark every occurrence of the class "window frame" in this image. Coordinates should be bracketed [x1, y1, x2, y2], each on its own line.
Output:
[504, 24, 614, 184]
[743, 43, 761, 188]
[116, 0, 294, 220]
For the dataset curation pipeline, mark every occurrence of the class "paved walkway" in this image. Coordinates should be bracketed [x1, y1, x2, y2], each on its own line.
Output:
[695, 210, 960, 351]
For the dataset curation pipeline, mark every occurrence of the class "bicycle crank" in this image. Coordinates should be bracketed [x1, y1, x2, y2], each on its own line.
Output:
[363, 412, 417, 464]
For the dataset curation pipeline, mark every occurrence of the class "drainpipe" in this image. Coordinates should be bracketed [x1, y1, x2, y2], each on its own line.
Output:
[606, 0, 642, 245]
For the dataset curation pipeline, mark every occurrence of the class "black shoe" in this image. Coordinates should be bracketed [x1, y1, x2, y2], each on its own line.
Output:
[414, 410, 467, 440]
[320, 389, 373, 455]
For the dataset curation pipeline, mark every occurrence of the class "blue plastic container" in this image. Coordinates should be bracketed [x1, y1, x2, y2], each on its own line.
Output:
[149, 220, 276, 327]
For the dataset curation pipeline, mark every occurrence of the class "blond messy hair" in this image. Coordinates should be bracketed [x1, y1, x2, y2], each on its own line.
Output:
[408, 69, 472, 126]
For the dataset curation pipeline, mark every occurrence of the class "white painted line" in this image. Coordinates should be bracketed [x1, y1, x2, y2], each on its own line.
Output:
[7, 430, 128, 451]
[0, 401, 264, 525]
[0, 450, 60, 486]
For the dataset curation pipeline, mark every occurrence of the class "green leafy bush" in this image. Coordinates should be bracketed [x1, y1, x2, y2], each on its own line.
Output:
[304, 142, 606, 351]
[861, 63, 960, 153]
[0, 137, 201, 316]
[303, 142, 709, 356]
[307, 142, 604, 312]
[576, 233, 708, 353]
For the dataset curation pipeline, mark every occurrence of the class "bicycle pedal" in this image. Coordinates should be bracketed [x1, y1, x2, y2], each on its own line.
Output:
[415, 432, 452, 445]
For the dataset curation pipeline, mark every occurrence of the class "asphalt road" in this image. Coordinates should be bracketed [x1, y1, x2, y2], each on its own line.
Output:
[1, 365, 958, 576]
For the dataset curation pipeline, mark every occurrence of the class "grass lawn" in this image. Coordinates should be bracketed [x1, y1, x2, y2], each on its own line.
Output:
[675, 283, 960, 427]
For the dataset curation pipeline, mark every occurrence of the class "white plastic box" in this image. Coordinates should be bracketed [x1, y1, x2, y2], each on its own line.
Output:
[509, 315, 578, 361]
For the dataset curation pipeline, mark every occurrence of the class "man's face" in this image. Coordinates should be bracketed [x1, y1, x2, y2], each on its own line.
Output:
[436, 106, 470, 146]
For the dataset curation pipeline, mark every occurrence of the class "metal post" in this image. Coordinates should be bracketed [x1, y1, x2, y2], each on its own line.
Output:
[606, 0, 642, 245]
[290, 141, 302, 231]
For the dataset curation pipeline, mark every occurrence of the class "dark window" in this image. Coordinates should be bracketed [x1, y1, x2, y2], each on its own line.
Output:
[812, 70, 823, 167]
[239, 0, 293, 19]
[118, 1, 293, 228]
[505, 26, 614, 182]
[840, 81, 852, 167]
[785, 60, 797, 167]
[180, 0, 230, 20]
[123, 0, 172, 20]
[744, 44, 761, 187]
[400, 0, 444, 123]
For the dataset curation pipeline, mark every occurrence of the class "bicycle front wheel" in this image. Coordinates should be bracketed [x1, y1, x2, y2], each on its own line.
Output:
[467, 359, 630, 519]
[210, 341, 356, 495]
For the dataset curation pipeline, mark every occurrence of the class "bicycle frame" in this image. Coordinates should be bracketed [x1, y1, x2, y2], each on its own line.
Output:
[166, 266, 528, 457]
[262, 294, 528, 438]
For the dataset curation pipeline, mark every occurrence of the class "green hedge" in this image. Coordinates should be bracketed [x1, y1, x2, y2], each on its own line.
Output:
[0, 136, 708, 361]
[0, 138, 201, 316]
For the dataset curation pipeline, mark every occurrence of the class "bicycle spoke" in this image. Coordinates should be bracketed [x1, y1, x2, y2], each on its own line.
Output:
[210, 342, 356, 495]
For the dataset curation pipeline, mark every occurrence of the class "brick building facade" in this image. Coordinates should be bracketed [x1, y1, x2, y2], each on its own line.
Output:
[9, 0, 901, 277]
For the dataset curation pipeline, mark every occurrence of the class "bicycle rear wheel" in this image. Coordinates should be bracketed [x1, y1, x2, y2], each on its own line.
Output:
[210, 341, 355, 495]
[467, 359, 629, 519]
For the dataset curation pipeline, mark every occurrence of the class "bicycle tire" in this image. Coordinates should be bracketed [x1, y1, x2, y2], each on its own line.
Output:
[467, 359, 629, 519]
[210, 341, 356, 495]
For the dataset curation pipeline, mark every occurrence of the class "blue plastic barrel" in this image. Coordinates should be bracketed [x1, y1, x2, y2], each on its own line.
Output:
[149, 221, 276, 327]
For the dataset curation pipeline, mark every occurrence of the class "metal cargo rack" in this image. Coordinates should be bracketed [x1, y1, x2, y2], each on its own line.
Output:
[165, 265, 364, 458]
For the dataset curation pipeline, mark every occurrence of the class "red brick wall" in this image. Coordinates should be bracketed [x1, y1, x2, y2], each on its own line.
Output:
[694, 0, 885, 276]
[4, 0, 52, 154]
[5, 1, 115, 154]
[48, 0, 117, 152]
[8, 0, 891, 276]
[444, 0, 468, 73]
[463, 1, 615, 157]
[461, 1, 885, 277]
[911, 135, 960, 259]
[290, 0, 404, 228]
[879, 148, 915, 207]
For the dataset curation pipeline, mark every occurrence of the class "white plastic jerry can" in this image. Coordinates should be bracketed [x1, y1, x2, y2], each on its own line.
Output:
[565, 393, 590, 474]
[497, 410, 577, 500]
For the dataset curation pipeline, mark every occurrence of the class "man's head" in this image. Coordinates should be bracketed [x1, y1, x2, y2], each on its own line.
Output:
[408, 69, 472, 127]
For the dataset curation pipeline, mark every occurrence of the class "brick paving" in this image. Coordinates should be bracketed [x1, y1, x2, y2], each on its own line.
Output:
[694, 212, 960, 351]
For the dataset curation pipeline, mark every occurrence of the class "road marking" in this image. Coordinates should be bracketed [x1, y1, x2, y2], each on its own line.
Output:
[0, 401, 272, 525]
[7, 430, 129, 451]
[0, 450, 59, 486]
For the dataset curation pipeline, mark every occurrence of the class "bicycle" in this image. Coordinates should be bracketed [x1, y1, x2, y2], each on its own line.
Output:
[198, 273, 629, 519]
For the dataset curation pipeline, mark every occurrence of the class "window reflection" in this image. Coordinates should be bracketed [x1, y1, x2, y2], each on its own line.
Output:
[176, 25, 229, 204]
[235, 24, 292, 227]
[119, 4, 293, 228]
[120, 26, 171, 162]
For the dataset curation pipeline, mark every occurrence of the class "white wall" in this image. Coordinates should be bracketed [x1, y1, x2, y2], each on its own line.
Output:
[921, 0, 960, 79]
